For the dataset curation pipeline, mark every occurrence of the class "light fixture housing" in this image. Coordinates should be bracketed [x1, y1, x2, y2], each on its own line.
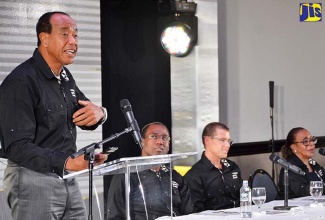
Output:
[173, 0, 197, 13]
[158, 0, 198, 57]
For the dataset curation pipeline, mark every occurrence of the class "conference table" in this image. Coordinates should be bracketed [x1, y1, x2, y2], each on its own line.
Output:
[157, 196, 325, 220]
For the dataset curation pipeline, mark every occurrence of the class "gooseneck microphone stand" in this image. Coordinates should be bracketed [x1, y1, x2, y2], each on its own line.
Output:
[71, 127, 132, 220]
[273, 168, 297, 210]
[269, 81, 275, 180]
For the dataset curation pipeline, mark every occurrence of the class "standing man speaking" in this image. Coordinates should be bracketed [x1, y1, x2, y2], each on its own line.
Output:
[0, 12, 107, 220]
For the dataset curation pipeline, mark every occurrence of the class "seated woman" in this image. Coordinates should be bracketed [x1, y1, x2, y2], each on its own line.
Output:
[278, 127, 325, 199]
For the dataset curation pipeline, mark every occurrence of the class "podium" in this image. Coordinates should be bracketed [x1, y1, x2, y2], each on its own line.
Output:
[64, 152, 197, 220]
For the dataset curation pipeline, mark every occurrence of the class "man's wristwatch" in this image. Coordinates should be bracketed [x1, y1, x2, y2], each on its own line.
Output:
[99, 106, 107, 124]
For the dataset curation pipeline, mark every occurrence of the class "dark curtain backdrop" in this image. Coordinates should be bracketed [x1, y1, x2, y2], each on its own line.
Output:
[100, 0, 172, 217]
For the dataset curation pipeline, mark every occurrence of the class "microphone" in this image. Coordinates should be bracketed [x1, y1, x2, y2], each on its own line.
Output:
[269, 81, 274, 108]
[319, 148, 325, 156]
[120, 99, 143, 149]
[269, 154, 305, 175]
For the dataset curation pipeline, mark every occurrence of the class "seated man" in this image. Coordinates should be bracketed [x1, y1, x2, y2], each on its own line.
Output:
[106, 122, 194, 220]
[184, 122, 242, 211]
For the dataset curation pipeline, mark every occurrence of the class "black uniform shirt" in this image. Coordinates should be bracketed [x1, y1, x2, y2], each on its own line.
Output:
[184, 152, 243, 212]
[106, 165, 194, 220]
[278, 153, 325, 199]
[0, 49, 98, 176]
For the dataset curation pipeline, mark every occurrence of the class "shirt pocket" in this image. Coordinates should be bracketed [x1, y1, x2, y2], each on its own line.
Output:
[230, 177, 242, 192]
[44, 102, 66, 130]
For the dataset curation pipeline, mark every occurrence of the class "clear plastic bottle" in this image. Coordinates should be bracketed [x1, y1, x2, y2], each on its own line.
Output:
[240, 180, 252, 218]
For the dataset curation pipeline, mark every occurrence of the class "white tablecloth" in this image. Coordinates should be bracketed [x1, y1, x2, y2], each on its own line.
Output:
[157, 196, 325, 220]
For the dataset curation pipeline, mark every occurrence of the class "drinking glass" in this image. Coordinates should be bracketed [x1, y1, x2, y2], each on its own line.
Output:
[252, 187, 266, 213]
[310, 181, 323, 205]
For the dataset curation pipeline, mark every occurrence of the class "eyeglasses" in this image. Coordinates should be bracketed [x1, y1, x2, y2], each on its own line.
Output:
[292, 136, 317, 146]
[146, 134, 170, 142]
[210, 137, 233, 146]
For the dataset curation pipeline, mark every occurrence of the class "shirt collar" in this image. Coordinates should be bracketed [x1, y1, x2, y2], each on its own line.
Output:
[201, 151, 216, 170]
[201, 151, 231, 170]
[33, 48, 67, 82]
[51, 68, 67, 82]
[288, 153, 312, 169]
[32, 48, 56, 80]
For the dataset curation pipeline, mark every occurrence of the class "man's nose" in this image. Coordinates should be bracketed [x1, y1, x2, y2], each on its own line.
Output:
[68, 35, 78, 45]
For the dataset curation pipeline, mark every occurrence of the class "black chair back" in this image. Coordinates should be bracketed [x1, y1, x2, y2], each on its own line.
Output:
[248, 169, 278, 202]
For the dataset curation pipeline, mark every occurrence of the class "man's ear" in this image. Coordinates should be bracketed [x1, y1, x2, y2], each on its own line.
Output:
[39, 32, 49, 47]
[203, 136, 209, 147]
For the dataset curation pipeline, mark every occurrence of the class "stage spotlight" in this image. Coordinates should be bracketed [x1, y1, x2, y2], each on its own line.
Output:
[158, 0, 198, 57]
[161, 19, 196, 57]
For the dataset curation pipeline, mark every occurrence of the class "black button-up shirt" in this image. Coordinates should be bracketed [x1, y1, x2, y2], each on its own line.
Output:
[107, 165, 194, 219]
[278, 153, 325, 199]
[0, 49, 98, 176]
[184, 152, 242, 211]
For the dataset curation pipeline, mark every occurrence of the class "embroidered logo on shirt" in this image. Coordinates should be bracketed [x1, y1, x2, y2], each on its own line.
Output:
[318, 169, 323, 177]
[232, 172, 238, 179]
[151, 165, 170, 178]
[172, 181, 179, 189]
[309, 158, 316, 166]
[61, 71, 69, 82]
[221, 159, 230, 168]
[70, 89, 76, 97]
[160, 165, 170, 173]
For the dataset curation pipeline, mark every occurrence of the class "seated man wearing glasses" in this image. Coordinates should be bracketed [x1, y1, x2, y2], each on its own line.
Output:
[278, 127, 325, 199]
[184, 122, 243, 211]
[106, 122, 194, 220]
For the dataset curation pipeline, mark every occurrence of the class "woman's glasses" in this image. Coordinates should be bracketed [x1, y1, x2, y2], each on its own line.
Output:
[293, 136, 317, 146]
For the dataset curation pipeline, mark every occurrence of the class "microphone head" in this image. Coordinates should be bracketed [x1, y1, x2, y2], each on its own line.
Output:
[269, 81, 274, 87]
[269, 153, 277, 162]
[269, 81, 274, 108]
[120, 99, 132, 112]
[319, 148, 325, 156]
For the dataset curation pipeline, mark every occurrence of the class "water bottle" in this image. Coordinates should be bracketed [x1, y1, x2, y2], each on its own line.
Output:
[240, 180, 252, 218]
